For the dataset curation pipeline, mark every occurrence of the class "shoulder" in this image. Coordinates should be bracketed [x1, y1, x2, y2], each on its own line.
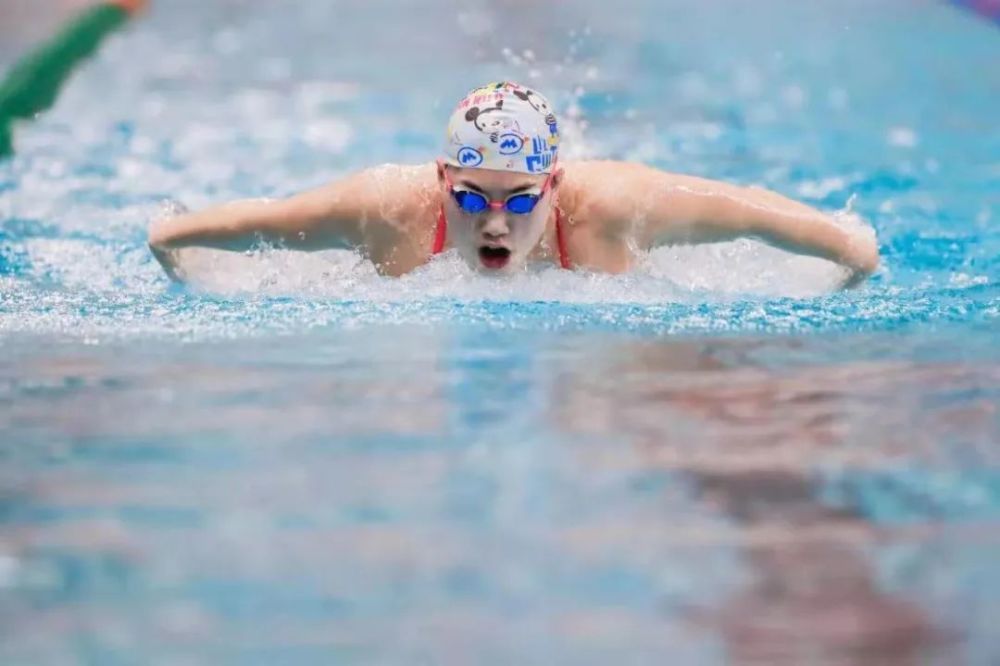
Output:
[560, 160, 726, 209]
[347, 162, 438, 198]
[560, 160, 684, 201]
[348, 163, 441, 256]
[305, 162, 439, 220]
[368, 162, 440, 224]
[558, 160, 671, 225]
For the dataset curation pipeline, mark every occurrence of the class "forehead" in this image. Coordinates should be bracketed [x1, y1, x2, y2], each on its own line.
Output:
[449, 166, 546, 190]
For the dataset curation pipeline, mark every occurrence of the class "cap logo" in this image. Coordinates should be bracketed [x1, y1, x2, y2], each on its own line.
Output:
[457, 147, 484, 167]
[498, 134, 524, 155]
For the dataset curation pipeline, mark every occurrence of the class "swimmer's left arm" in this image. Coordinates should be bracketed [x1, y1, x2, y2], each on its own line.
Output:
[583, 162, 879, 280]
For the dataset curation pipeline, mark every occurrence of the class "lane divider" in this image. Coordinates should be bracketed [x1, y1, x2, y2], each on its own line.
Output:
[0, 1, 147, 158]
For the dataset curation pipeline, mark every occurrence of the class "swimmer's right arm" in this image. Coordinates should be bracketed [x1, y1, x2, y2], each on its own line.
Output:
[147, 164, 433, 278]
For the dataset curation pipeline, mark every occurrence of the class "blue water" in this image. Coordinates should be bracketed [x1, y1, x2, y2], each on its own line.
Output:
[1, 0, 998, 663]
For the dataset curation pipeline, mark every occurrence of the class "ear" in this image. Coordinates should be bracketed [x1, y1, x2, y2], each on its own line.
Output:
[465, 107, 480, 122]
[550, 166, 565, 193]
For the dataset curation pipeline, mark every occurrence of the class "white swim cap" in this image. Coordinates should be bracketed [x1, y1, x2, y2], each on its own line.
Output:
[442, 81, 560, 174]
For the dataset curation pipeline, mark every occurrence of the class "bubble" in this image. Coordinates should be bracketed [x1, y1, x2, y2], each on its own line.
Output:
[887, 127, 918, 148]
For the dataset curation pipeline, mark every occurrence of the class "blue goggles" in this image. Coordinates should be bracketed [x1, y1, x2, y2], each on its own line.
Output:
[442, 162, 556, 216]
[450, 189, 543, 215]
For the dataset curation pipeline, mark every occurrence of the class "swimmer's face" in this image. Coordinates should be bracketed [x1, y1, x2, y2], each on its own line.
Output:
[437, 164, 563, 273]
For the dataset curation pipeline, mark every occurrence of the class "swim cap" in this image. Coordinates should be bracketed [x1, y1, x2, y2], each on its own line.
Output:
[442, 81, 560, 174]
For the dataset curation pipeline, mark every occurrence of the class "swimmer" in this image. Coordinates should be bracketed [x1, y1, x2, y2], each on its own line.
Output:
[148, 81, 879, 285]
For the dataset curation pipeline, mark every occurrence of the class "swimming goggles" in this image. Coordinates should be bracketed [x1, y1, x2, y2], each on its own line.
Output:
[441, 160, 556, 215]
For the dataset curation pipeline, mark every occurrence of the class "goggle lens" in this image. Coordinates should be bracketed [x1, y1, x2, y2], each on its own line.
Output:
[453, 190, 488, 213]
[505, 194, 540, 214]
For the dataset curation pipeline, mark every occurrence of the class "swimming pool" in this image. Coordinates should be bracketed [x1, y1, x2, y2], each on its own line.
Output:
[1, 0, 998, 662]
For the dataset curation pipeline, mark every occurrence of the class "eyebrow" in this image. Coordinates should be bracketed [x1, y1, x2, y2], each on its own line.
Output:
[456, 180, 539, 195]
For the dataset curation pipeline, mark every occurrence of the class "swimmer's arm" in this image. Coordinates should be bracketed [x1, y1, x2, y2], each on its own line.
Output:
[597, 163, 879, 280]
[148, 165, 430, 275]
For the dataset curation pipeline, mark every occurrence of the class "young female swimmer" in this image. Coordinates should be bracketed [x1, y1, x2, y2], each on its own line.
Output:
[148, 81, 878, 284]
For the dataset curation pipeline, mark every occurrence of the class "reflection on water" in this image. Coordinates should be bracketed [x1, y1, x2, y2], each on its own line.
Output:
[2, 326, 997, 663]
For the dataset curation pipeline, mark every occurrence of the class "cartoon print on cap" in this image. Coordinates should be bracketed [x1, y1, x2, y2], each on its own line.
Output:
[443, 81, 560, 174]
[465, 100, 517, 144]
[513, 88, 558, 138]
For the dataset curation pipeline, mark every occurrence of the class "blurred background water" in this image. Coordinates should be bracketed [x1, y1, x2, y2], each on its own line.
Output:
[1, 0, 999, 663]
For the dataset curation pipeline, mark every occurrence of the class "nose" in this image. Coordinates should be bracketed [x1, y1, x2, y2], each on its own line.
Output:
[481, 209, 509, 238]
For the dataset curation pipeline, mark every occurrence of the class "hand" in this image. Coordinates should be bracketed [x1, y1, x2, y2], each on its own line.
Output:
[846, 226, 879, 273]
[148, 242, 185, 283]
[148, 214, 188, 282]
[839, 226, 880, 288]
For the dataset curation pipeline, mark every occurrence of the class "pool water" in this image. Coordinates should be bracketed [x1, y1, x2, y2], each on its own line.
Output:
[1, 0, 998, 663]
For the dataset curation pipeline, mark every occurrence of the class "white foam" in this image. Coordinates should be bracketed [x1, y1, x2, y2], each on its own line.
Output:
[796, 177, 846, 200]
[167, 241, 851, 302]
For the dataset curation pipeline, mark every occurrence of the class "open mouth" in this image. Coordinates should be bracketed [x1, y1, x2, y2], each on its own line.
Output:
[478, 246, 512, 270]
